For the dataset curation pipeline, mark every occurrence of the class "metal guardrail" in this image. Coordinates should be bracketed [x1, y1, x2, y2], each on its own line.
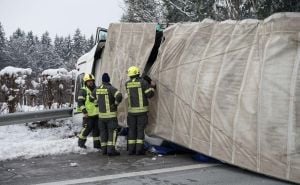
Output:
[0, 108, 73, 126]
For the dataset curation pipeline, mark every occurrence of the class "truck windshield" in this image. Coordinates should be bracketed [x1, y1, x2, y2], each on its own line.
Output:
[95, 28, 108, 43]
[99, 31, 107, 40]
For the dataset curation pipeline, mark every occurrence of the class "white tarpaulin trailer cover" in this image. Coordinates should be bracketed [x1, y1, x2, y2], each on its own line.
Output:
[98, 23, 157, 125]
[146, 13, 300, 183]
[99, 13, 300, 183]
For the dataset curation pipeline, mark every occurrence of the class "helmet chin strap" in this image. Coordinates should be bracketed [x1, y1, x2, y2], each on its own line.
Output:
[86, 80, 95, 88]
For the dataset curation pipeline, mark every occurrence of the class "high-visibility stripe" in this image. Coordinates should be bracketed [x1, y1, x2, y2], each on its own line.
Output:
[80, 105, 86, 110]
[105, 95, 110, 113]
[101, 142, 107, 147]
[114, 91, 120, 98]
[136, 139, 144, 144]
[79, 128, 87, 139]
[107, 141, 113, 146]
[99, 112, 117, 118]
[145, 88, 154, 94]
[126, 80, 148, 113]
[128, 140, 136, 144]
[76, 107, 82, 113]
[96, 85, 118, 118]
[127, 90, 131, 108]
[128, 106, 148, 113]
[113, 130, 117, 146]
[78, 96, 85, 100]
[82, 87, 99, 116]
[127, 82, 141, 88]
[96, 88, 108, 95]
[138, 88, 143, 108]
[93, 137, 100, 141]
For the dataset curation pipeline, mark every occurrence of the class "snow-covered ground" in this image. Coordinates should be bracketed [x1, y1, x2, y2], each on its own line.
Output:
[0, 66, 101, 161]
[0, 119, 100, 161]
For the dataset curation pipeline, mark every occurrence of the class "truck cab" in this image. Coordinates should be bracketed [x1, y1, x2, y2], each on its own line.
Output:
[72, 24, 164, 146]
[73, 28, 107, 125]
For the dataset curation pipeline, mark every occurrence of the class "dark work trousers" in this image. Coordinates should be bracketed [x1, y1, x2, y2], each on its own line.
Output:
[98, 118, 118, 154]
[127, 114, 148, 154]
[78, 115, 101, 148]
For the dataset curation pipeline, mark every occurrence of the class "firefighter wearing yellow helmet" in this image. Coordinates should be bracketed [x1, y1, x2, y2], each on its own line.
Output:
[77, 73, 101, 149]
[125, 66, 156, 155]
[89, 73, 123, 156]
[127, 66, 140, 77]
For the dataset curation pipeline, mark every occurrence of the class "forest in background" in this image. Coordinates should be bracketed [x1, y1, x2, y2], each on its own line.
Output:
[0, 0, 299, 113]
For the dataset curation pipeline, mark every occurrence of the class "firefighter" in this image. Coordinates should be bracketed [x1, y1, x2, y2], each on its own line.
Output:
[77, 73, 101, 149]
[126, 66, 155, 155]
[91, 73, 123, 156]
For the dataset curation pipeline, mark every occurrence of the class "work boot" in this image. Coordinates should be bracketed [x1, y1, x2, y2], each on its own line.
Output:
[78, 139, 87, 149]
[128, 147, 136, 155]
[108, 150, 120, 156]
[102, 147, 107, 155]
[136, 149, 146, 155]
[79, 145, 87, 149]
[93, 142, 101, 150]
[128, 150, 135, 155]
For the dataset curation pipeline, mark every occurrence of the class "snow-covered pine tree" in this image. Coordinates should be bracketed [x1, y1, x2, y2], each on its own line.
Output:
[40, 32, 64, 71]
[7, 28, 28, 69]
[25, 31, 36, 55]
[121, 0, 136, 22]
[211, 0, 300, 20]
[72, 29, 86, 58]
[163, 0, 197, 22]
[163, 0, 222, 22]
[61, 35, 73, 70]
[54, 35, 65, 62]
[121, 0, 164, 22]
[255, 0, 300, 19]
[71, 29, 86, 67]
[0, 22, 5, 53]
[40, 31, 52, 50]
[22, 31, 39, 73]
[86, 35, 95, 52]
[0, 22, 11, 70]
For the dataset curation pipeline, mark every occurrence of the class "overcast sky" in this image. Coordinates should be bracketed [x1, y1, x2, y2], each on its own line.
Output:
[0, 0, 124, 39]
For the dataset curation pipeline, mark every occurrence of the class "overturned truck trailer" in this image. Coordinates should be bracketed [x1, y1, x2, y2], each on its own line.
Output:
[99, 13, 300, 183]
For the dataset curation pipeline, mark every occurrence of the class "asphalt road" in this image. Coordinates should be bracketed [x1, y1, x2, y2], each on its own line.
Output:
[0, 151, 296, 185]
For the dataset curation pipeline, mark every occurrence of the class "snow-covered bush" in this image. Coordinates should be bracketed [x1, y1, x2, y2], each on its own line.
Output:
[0, 66, 75, 113]
[0, 66, 32, 113]
[41, 68, 75, 109]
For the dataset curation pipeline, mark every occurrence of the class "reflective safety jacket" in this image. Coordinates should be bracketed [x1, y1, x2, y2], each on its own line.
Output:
[125, 77, 155, 115]
[91, 82, 122, 119]
[77, 86, 99, 116]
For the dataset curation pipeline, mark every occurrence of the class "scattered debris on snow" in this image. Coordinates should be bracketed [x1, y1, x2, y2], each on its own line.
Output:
[69, 162, 78, 167]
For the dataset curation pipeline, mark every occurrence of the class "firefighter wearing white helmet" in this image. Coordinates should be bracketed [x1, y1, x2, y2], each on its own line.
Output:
[77, 73, 101, 149]
[125, 66, 156, 155]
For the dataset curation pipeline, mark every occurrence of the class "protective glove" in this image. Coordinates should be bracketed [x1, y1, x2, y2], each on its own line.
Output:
[143, 75, 152, 84]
